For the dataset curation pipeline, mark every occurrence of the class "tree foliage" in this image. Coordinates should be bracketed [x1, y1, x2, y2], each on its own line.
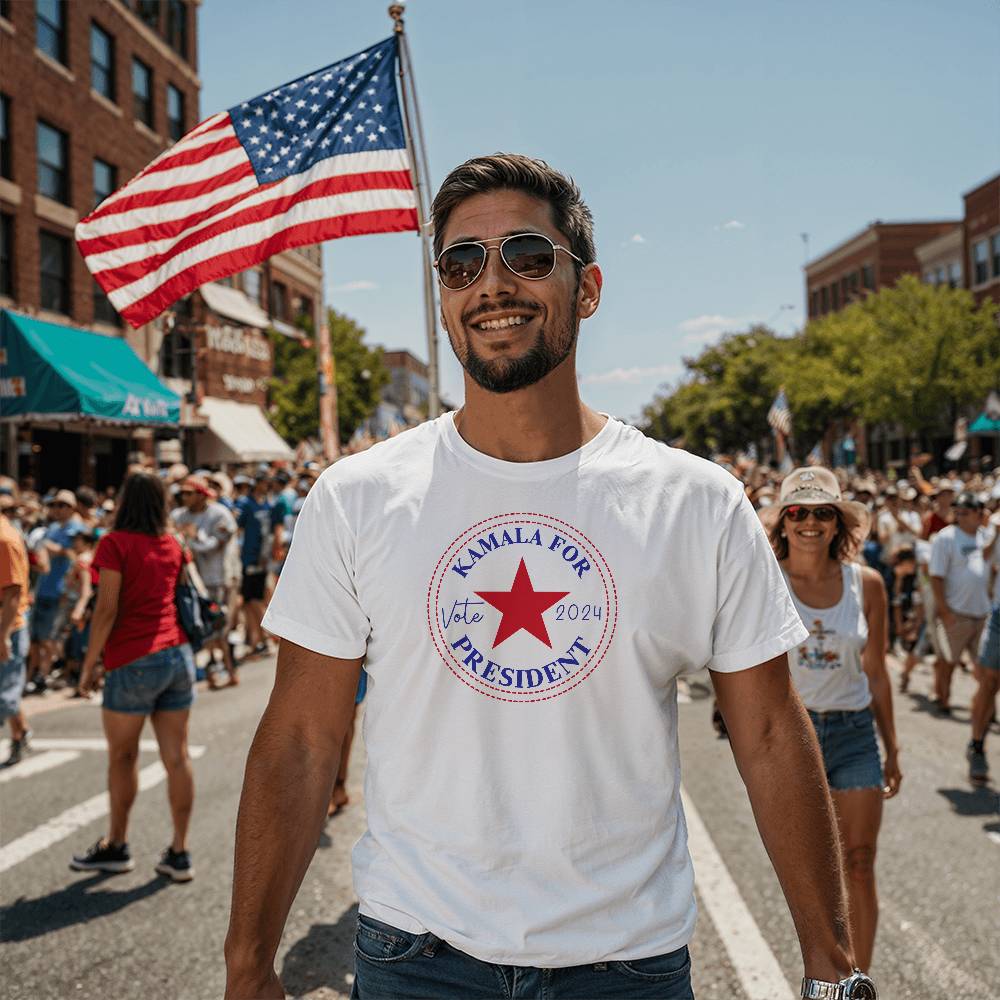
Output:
[268, 307, 390, 446]
[641, 278, 999, 457]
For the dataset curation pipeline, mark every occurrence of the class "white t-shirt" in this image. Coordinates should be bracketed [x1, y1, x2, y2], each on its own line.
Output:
[263, 413, 808, 966]
[877, 507, 921, 557]
[929, 524, 991, 618]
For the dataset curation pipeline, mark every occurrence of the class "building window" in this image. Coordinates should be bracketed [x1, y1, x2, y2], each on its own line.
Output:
[90, 23, 115, 100]
[808, 290, 818, 318]
[830, 282, 840, 310]
[948, 261, 961, 288]
[270, 280, 288, 320]
[847, 271, 859, 298]
[93, 158, 116, 208]
[992, 233, 1000, 278]
[861, 264, 874, 290]
[39, 229, 71, 314]
[159, 328, 193, 380]
[167, 84, 184, 141]
[0, 94, 10, 181]
[820, 286, 829, 313]
[136, 0, 160, 31]
[0, 213, 13, 297]
[36, 0, 67, 65]
[37, 120, 69, 204]
[972, 239, 989, 285]
[166, 0, 187, 59]
[0, 1, 11, 21]
[242, 268, 261, 305]
[132, 58, 153, 127]
[923, 270, 936, 286]
[93, 279, 120, 326]
[296, 295, 313, 327]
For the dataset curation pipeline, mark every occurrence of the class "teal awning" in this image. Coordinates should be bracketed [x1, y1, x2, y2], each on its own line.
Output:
[969, 412, 1000, 434]
[0, 310, 180, 426]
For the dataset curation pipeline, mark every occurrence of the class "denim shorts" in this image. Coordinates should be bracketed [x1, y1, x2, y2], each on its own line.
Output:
[807, 706, 883, 792]
[979, 604, 1000, 671]
[102, 643, 196, 715]
[30, 596, 61, 642]
[0, 628, 28, 721]
[351, 915, 693, 999]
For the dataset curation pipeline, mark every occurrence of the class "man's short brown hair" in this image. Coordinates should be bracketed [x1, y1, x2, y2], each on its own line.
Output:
[430, 153, 596, 269]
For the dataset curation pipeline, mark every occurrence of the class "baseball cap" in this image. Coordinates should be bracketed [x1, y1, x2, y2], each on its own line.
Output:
[954, 491, 982, 511]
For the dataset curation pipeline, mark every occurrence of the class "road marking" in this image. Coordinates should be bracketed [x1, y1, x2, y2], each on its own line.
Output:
[0, 750, 81, 784]
[988, 831, 1000, 847]
[681, 786, 796, 1000]
[0, 745, 205, 874]
[0, 737, 166, 755]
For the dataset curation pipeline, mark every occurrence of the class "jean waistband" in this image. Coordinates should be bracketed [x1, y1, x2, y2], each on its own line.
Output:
[807, 707, 869, 721]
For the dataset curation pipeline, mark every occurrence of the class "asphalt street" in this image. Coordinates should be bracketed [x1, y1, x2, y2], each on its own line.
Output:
[1, 654, 997, 1000]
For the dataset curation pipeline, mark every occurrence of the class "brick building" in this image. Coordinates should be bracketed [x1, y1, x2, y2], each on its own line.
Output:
[963, 172, 1000, 308]
[0, 0, 322, 482]
[804, 220, 959, 320]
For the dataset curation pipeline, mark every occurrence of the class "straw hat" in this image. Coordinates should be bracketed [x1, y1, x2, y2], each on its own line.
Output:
[762, 466, 871, 538]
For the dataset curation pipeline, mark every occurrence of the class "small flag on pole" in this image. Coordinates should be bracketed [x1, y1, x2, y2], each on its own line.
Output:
[806, 442, 823, 466]
[76, 36, 417, 328]
[767, 389, 793, 437]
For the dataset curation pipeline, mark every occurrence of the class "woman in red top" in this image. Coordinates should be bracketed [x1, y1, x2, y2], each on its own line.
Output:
[71, 471, 196, 883]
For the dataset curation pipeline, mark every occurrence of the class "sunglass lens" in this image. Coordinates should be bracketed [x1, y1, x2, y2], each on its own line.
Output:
[814, 507, 837, 521]
[438, 243, 486, 289]
[501, 234, 556, 279]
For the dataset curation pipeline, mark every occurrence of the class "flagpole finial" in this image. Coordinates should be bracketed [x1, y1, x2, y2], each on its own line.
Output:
[388, 3, 405, 31]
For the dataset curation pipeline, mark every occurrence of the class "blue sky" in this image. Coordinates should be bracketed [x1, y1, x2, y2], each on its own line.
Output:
[200, 0, 1000, 421]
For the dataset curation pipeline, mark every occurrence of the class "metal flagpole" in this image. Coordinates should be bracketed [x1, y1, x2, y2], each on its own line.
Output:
[389, 3, 441, 419]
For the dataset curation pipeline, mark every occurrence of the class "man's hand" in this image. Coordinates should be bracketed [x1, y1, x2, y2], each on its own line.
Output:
[0, 634, 11, 663]
[224, 967, 285, 1000]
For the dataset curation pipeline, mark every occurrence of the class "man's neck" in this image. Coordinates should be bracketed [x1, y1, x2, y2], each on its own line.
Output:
[453, 365, 606, 463]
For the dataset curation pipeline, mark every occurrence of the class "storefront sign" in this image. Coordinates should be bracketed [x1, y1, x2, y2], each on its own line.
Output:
[206, 326, 271, 362]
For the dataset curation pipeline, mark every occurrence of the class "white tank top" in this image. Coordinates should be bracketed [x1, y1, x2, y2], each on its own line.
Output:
[783, 562, 871, 712]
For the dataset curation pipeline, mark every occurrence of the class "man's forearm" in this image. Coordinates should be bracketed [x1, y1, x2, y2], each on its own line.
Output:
[0, 587, 20, 640]
[734, 694, 854, 979]
[224, 711, 340, 993]
[930, 577, 949, 618]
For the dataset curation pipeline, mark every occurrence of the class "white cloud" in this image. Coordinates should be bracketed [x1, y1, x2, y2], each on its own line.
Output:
[715, 219, 745, 231]
[329, 279, 378, 293]
[579, 363, 680, 386]
[629, 233, 646, 243]
[678, 314, 747, 344]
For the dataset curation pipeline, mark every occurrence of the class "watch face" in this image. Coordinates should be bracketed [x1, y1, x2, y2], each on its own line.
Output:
[847, 976, 877, 999]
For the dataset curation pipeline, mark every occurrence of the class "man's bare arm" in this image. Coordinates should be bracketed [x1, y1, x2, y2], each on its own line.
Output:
[712, 654, 855, 982]
[224, 639, 363, 999]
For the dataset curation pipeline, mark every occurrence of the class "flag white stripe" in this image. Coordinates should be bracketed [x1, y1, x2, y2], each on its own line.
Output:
[108, 185, 417, 310]
[81, 148, 413, 266]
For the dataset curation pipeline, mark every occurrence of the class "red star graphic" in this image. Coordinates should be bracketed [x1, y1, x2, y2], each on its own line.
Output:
[475, 558, 570, 648]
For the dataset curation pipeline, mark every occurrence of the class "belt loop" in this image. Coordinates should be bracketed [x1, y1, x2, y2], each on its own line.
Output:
[592, 961, 607, 971]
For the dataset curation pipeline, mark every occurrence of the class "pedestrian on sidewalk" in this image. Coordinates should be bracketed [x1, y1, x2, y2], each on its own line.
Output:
[929, 492, 991, 718]
[764, 466, 901, 972]
[71, 470, 197, 883]
[968, 498, 1000, 783]
[225, 154, 874, 1000]
[0, 492, 32, 766]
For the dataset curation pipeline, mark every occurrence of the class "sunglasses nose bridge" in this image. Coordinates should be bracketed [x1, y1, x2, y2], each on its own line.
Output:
[475, 242, 518, 291]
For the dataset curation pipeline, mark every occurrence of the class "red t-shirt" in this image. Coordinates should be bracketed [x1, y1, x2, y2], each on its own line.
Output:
[93, 531, 187, 671]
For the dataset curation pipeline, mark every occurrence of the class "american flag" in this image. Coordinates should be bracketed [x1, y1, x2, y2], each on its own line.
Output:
[767, 389, 793, 437]
[76, 36, 417, 329]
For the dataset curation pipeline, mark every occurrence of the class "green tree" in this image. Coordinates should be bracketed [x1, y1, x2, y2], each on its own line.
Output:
[268, 307, 390, 446]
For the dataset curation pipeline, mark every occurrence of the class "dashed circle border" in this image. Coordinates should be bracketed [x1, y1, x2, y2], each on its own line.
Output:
[426, 512, 619, 703]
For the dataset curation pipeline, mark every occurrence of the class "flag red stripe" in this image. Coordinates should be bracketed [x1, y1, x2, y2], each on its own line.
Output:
[90, 170, 415, 289]
[86, 161, 256, 221]
[118, 207, 418, 327]
[139, 133, 244, 177]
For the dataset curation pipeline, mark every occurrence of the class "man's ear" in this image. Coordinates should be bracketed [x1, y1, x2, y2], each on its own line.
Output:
[577, 263, 603, 321]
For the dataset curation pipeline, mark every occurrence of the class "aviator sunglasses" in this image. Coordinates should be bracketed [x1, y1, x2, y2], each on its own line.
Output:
[784, 504, 838, 522]
[434, 233, 584, 291]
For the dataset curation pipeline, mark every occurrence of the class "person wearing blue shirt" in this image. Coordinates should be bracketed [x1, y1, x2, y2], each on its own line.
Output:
[236, 477, 284, 657]
[29, 490, 82, 693]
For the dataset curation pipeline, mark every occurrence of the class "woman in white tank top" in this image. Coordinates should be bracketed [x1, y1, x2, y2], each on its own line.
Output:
[764, 467, 901, 973]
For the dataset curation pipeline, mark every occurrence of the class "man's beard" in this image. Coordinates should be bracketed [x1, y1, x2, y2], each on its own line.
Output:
[454, 310, 578, 395]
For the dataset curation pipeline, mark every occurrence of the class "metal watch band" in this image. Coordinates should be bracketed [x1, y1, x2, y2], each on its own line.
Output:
[801, 978, 845, 999]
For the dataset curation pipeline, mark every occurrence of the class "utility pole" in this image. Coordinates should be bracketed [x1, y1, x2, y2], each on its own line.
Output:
[389, 3, 441, 418]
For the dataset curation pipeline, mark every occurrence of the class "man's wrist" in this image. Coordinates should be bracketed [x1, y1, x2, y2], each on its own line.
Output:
[802, 944, 855, 984]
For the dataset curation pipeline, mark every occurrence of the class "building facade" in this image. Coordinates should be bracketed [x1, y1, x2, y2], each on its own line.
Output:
[963, 172, 1000, 308]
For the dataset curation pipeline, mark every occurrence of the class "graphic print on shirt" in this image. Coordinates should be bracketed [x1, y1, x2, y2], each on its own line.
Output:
[798, 618, 842, 671]
[427, 513, 618, 702]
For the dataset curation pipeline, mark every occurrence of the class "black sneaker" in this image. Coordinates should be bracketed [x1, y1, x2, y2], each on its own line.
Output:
[967, 743, 989, 784]
[155, 846, 194, 882]
[3, 729, 32, 767]
[70, 839, 135, 873]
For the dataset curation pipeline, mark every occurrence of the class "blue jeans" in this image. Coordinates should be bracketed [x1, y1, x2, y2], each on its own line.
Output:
[351, 915, 694, 999]
[807, 706, 883, 791]
[102, 643, 196, 714]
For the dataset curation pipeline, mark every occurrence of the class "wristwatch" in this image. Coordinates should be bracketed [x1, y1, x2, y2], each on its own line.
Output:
[801, 970, 877, 999]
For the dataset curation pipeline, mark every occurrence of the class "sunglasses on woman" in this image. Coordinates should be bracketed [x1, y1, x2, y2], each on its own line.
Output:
[434, 233, 584, 291]
[783, 505, 838, 522]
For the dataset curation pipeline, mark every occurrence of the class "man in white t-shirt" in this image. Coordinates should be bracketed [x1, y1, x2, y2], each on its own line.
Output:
[877, 486, 922, 558]
[225, 155, 869, 1000]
